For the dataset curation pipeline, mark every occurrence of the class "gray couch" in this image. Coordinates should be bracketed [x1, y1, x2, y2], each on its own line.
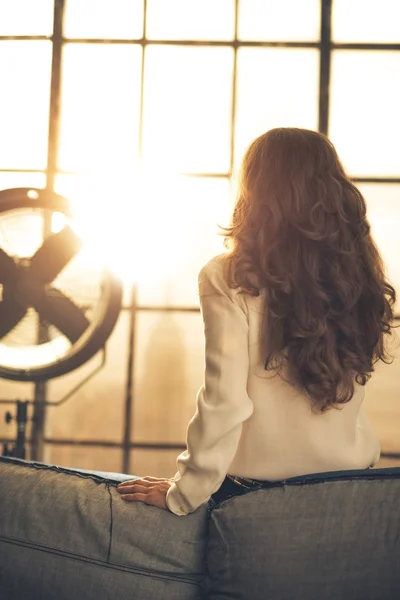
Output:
[0, 456, 399, 599]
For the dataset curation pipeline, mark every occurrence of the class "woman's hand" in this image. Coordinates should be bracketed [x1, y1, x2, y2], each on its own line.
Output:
[116, 476, 173, 510]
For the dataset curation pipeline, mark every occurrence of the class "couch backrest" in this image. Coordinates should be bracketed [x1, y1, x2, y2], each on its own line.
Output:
[205, 468, 400, 600]
[2, 458, 400, 600]
[0, 457, 208, 600]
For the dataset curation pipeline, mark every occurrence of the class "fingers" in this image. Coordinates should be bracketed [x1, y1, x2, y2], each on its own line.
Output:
[117, 482, 171, 495]
[117, 478, 139, 486]
[116, 479, 135, 489]
[116, 479, 171, 510]
[116, 483, 148, 495]
[120, 492, 148, 503]
[119, 489, 168, 510]
[117, 477, 171, 490]
[117, 479, 151, 490]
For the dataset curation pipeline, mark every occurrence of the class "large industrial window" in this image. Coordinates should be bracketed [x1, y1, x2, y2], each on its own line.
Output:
[0, 0, 399, 473]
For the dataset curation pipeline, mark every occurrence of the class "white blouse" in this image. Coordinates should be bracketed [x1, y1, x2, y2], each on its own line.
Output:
[166, 254, 381, 516]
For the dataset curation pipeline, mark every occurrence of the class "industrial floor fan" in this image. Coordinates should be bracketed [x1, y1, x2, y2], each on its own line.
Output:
[0, 186, 123, 459]
[0, 187, 122, 382]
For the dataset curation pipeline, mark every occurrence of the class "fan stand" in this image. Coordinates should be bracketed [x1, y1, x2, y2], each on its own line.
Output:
[1, 350, 106, 460]
[2, 401, 29, 459]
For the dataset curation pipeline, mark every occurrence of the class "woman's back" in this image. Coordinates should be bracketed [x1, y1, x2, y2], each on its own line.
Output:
[202, 254, 381, 482]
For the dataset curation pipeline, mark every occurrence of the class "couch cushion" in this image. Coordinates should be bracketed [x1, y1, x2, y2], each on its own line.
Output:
[0, 457, 208, 600]
[205, 468, 400, 600]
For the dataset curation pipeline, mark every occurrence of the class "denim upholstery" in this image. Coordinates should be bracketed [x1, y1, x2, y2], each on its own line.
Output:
[1, 456, 399, 600]
[0, 457, 208, 600]
[206, 469, 400, 599]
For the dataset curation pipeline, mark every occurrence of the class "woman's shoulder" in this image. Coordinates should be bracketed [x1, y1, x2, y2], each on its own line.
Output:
[199, 255, 265, 318]
[198, 254, 239, 301]
[199, 253, 227, 276]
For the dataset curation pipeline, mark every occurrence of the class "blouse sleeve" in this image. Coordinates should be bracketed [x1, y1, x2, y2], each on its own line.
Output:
[166, 258, 254, 516]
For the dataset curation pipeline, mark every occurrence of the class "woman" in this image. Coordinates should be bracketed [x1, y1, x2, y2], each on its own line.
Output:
[117, 127, 396, 516]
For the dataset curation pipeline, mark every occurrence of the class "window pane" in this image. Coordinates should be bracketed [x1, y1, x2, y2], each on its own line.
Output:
[330, 51, 400, 177]
[54, 172, 136, 299]
[43, 445, 123, 471]
[0, 172, 46, 192]
[333, 0, 400, 43]
[132, 311, 204, 444]
[146, 0, 235, 40]
[0, 0, 54, 35]
[376, 457, 400, 468]
[131, 449, 182, 478]
[359, 183, 400, 309]
[137, 176, 230, 307]
[56, 173, 228, 299]
[46, 312, 128, 443]
[64, 0, 144, 39]
[238, 0, 321, 41]
[58, 44, 142, 172]
[364, 329, 400, 455]
[0, 42, 52, 170]
[142, 46, 234, 173]
[235, 48, 319, 164]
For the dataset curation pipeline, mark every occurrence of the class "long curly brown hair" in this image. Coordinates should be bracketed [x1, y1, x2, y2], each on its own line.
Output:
[223, 128, 396, 412]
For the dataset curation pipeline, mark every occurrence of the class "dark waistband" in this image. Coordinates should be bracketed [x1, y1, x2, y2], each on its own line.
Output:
[226, 474, 267, 489]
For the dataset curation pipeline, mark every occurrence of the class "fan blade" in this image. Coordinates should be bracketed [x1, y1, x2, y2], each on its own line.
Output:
[29, 226, 83, 284]
[0, 248, 19, 285]
[0, 293, 27, 338]
[31, 288, 90, 344]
